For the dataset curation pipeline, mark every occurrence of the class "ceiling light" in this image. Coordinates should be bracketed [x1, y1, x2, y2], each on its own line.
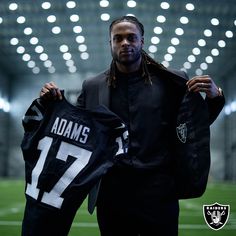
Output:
[160, 2, 170, 10]
[196, 68, 203, 75]
[211, 18, 219, 26]
[151, 36, 160, 44]
[162, 61, 169, 67]
[27, 61, 36, 68]
[156, 15, 166, 23]
[101, 13, 110, 21]
[197, 39, 206, 47]
[171, 37, 180, 45]
[230, 101, 236, 112]
[204, 29, 212, 37]
[32, 67, 40, 74]
[52, 26, 61, 34]
[225, 30, 233, 38]
[200, 62, 208, 70]
[167, 46, 176, 54]
[9, 3, 18, 11]
[42, 2, 51, 9]
[78, 44, 87, 52]
[17, 16, 26, 24]
[22, 54, 31, 61]
[73, 26, 82, 33]
[76, 35, 85, 43]
[70, 14, 79, 22]
[0, 98, 10, 113]
[180, 16, 189, 24]
[164, 54, 173, 61]
[68, 66, 77, 73]
[205, 56, 213, 63]
[47, 15, 56, 23]
[148, 45, 157, 53]
[66, 1, 76, 9]
[44, 60, 52, 67]
[192, 47, 201, 55]
[185, 3, 195, 11]
[66, 60, 74, 67]
[218, 40, 226, 47]
[126, 13, 135, 17]
[63, 52, 72, 60]
[188, 55, 196, 63]
[224, 102, 236, 116]
[183, 62, 191, 69]
[0, 17, 3, 24]
[81, 52, 89, 60]
[35, 45, 44, 53]
[211, 48, 219, 56]
[10, 38, 19, 45]
[100, 0, 109, 7]
[24, 27, 33, 35]
[48, 67, 56, 73]
[127, 0, 137, 8]
[224, 105, 231, 115]
[16, 46, 25, 54]
[175, 28, 184, 36]
[39, 53, 49, 61]
[154, 26, 163, 34]
[60, 45, 69, 53]
[29, 37, 39, 45]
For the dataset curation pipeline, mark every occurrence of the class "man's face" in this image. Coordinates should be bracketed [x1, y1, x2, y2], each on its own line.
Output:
[110, 22, 144, 66]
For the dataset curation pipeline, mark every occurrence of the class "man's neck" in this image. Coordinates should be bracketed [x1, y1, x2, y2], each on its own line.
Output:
[115, 58, 142, 73]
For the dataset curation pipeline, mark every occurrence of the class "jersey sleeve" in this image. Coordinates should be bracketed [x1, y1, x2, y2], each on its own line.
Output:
[22, 98, 46, 133]
[91, 105, 129, 158]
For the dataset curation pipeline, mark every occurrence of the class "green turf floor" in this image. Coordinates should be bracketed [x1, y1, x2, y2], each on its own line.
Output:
[0, 179, 235, 235]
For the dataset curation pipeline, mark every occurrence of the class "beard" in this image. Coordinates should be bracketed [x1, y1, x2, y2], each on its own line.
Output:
[111, 47, 142, 66]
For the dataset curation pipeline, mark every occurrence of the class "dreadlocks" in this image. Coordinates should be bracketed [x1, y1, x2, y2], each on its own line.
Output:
[107, 16, 166, 88]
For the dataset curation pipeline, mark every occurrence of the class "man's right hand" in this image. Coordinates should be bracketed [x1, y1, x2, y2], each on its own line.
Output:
[39, 81, 62, 101]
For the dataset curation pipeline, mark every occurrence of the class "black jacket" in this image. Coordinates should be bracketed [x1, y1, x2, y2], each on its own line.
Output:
[77, 64, 225, 213]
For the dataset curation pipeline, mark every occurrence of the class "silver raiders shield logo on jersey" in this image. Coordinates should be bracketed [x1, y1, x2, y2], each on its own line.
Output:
[203, 202, 230, 230]
[176, 123, 187, 143]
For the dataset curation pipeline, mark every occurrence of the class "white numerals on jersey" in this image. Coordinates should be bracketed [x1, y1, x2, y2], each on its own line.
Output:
[115, 130, 128, 156]
[26, 136, 92, 209]
[26, 137, 52, 200]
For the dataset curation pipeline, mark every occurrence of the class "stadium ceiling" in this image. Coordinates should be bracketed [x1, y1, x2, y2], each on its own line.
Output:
[0, 0, 236, 80]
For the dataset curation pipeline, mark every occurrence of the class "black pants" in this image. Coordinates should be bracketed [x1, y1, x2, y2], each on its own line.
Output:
[96, 168, 179, 236]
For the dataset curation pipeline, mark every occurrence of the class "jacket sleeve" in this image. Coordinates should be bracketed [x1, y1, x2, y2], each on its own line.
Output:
[77, 80, 87, 108]
[179, 69, 225, 125]
[205, 94, 225, 125]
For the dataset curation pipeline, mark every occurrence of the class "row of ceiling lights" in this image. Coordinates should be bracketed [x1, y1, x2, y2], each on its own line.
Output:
[0, 1, 235, 75]
[148, 10, 235, 76]
[3, 3, 91, 74]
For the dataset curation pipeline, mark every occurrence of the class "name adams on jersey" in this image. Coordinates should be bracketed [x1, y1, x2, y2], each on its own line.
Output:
[21, 96, 128, 236]
[51, 116, 90, 143]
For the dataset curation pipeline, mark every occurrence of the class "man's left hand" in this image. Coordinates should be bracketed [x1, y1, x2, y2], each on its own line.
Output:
[186, 75, 222, 99]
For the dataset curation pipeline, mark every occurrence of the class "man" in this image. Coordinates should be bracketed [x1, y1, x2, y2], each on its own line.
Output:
[40, 16, 225, 236]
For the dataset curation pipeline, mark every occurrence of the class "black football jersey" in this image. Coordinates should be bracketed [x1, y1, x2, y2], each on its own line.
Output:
[21, 96, 128, 236]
